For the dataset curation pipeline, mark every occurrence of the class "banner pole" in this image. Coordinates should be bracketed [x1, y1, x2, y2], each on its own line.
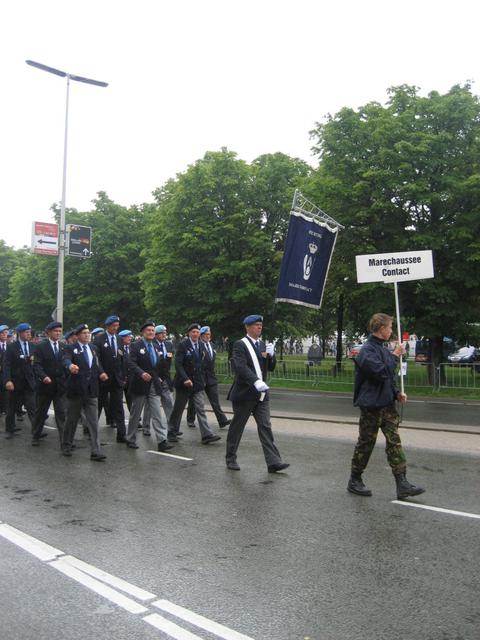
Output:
[393, 281, 404, 396]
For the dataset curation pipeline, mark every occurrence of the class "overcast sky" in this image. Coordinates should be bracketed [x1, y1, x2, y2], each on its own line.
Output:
[1, 0, 478, 248]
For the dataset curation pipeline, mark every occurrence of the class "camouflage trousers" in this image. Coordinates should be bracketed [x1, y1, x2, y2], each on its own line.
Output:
[351, 403, 407, 475]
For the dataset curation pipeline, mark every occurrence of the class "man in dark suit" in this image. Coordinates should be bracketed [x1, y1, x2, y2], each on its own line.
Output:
[118, 329, 133, 411]
[3, 322, 36, 439]
[187, 326, 230, 429]
[0, 324, 9, 415]
[168, 323, 221, 444]
[62, 324, 108, 460]
[31, 321, 67, 447]
[225, 314, 289, 472]
[125, 321, 174, 452]
[94, 315, 127, 442]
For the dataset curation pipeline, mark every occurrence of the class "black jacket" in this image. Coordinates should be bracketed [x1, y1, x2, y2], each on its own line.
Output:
[3, 340, 36, 392]
[227, 338, 275, 403]
[173, 338, 206, 393]
[0, 342, 7, 390]
[353, 335, 400, 409]
[201, 341, 219, 386]
[63, 343, 104, 398]
[33, 339, 67, 397]
[94, 332, 126, 388]
[128, 339, 168, 396]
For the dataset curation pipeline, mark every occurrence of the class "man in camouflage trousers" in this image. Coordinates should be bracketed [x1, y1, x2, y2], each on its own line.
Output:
[347, 313, 425, 500]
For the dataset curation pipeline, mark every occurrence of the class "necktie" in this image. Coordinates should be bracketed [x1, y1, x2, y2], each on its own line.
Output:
[208, 343, 213, 359]
[53, 342, 58, 357]
[147, 342, 157, 366]
[125, 345, 129, 355]
[23, 342, 29, 357]
[83, 345, 90, 367]
[111, 335, 116, 355]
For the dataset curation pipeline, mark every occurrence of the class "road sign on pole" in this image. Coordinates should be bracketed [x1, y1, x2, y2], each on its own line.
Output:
[32, 221, 59, 255]
[66, 224, 92, 258]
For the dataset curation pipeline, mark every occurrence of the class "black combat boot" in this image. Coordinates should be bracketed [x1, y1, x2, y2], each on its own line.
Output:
[347, 472, 372, 496]
[394, 472, 425, 500]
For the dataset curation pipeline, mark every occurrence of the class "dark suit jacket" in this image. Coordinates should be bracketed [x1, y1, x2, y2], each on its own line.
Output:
[0, 343, 7, 390]
[201, 342, 218, 386]
[33, 339, 67, 397]
[127, 339, 167, 396]
[173, 338, 206, 393]
[63, 343, 104, 398]
[94, 333, 125, 388]
[3, 340, 36, 392]
[227, 338, 276, 403]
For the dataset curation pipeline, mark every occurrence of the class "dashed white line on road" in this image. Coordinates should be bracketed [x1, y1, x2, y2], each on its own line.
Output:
[144, 613, 205, 639]
[392, 500, 480, 519]
[50, 557, 149, 614]
[147, 450, 193, 461]
[61, 555, 156, 600]
[153, 599, 255, 640]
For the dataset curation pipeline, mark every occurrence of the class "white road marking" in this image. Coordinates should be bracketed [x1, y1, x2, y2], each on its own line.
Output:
[143, 613, 204, 639]
[44, 425, 56, 430]
[147, 450, 193, 461]
[50, 558, 149, 614]
[392, 500, 480, 520]
[61, 555, 156, 600]
[153, 599, 255, 640]
[0, 523, 64, 561]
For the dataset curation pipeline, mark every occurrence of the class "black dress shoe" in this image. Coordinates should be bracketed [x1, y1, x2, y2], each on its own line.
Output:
[158, 440, 174, 452]
[267, 462, 290, 473]
[5, 432, 15, 439]
[219, 420, 231, 429]
[142, 431, 151, 436]
[13, 427, 22, 432]
[39, 432, 48, 438]
[167, 434, 179, 442]
[226, 461, 240, 470]
[90, 452, 107, 461]
[201, 434, 221, 444]
[62, 448, 72, 457]
[126, 442, 139, 449]
[177, 431, 183, 437]
[188, 423, 196, 428]
[116, 435, 127, 443]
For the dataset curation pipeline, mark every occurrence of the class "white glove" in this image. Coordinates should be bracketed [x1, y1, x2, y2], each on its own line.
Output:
[265, 343, 275, 357]
[254, 380, 269, 392]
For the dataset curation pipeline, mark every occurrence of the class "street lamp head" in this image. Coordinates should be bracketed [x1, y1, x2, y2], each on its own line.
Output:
[26, 59, 67, 78]
[26, 60, 108, 87]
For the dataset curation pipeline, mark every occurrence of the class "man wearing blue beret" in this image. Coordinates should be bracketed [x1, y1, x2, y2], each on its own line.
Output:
[31, 321, 67, 446]
[94, 315, 127, 442]
[3, 323, 37, 439]
[225, 315, 289, 472]
[0, 324, 9, 415]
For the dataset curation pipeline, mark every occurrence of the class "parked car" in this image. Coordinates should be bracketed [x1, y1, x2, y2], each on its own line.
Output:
[349, 344, 363, 358]
[447, 346, 479, 365]
[414, 337, 456, 364]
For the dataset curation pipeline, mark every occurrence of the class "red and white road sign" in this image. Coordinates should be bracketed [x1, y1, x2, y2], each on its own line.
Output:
[32, 221, 59, 256]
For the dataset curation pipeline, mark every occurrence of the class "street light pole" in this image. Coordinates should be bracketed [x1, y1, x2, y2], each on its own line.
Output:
[25, 60, 108, 324]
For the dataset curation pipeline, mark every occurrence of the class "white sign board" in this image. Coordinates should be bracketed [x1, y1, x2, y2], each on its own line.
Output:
[31, 221, 59, 256]
[356, 250, 434, 283]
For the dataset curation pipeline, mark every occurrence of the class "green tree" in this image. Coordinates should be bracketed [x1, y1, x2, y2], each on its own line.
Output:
[0, 241, 26, 325]
[308, 84, 480, 369]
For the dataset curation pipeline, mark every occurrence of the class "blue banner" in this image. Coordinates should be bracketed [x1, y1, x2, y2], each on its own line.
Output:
[275, 211, 338, 309]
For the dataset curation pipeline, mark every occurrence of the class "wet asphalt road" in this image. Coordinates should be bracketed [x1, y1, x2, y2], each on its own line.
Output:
[1, 413, 479, 640]
[218, 386, 480, 431]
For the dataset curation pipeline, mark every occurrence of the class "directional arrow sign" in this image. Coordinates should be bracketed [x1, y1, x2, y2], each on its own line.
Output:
[32, 222, 59, 255]
[67, 224, 92, 258]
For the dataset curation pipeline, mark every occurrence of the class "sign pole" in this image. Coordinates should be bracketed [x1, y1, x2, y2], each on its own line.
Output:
[393, 281, 404, 396]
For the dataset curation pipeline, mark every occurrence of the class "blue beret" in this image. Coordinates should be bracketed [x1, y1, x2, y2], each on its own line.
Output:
[0, 324, 9, 332]
[16, 322, 32, 332]
[118, 329, 132, 337]
[91, 327, 104, 335]
[155, 324, 167, 334]
[45, 321, 62, 331]
[200, 326, 210, 334]
[74, 323, 89, 335]
[243, 314, 263, 325]
[105, 315, 120, 326]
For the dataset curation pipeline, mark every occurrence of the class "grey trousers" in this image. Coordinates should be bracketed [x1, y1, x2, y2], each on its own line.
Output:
[127, 388, 168, 445]
[169, 388, 214, 439]
[187, 383, 229, 427]
[226, 398, 282, 466]
[142, 381, 173, 431]
[64, 396, 102, 455]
